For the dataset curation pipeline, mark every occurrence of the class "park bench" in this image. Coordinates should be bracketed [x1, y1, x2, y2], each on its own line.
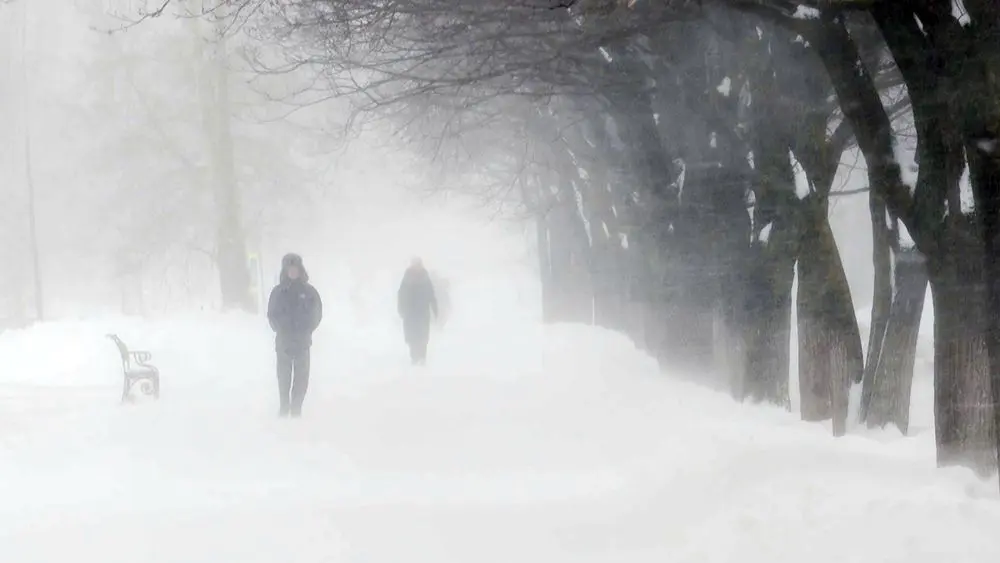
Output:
[107, 334, 160, 403]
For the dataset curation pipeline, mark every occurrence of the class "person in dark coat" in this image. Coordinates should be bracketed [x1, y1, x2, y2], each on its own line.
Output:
[397, 257, 437, 365]
[267, 253, 322, 417]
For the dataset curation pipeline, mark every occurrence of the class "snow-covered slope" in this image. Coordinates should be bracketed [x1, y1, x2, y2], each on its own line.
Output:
[1, 312, 997, 563]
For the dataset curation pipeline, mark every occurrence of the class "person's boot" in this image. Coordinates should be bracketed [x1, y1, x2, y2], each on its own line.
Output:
[279, 401, 290, 418]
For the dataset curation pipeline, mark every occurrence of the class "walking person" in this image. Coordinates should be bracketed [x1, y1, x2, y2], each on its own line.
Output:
[267, 253, 322, 417]
[397, 257, 438, 365]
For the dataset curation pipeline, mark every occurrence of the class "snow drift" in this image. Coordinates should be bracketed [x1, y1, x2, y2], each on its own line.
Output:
[0, 312, 997, 563]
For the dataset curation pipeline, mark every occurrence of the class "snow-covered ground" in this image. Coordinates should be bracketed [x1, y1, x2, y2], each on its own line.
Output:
[1, 301, 998, 562]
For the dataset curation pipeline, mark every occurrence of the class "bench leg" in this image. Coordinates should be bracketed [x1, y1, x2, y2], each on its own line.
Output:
[121, 377, 131, 404]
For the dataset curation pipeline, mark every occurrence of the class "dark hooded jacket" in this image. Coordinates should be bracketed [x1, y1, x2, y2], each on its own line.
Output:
[397, 265, 438, 323]
[267, 253, 323, 351]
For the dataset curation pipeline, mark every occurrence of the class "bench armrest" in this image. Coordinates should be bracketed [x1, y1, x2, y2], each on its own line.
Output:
[129, 351, 153, 364]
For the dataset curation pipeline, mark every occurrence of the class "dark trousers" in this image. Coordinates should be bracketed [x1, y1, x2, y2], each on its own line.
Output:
[403, 318, 430, 365]
[277, 348, 311, 416]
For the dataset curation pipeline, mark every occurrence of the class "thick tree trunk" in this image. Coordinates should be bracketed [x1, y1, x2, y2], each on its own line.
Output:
[743, 242, 794, 407]
[862, 247, 928, 434]
[709, 202, 753, 396]
[929, 221, 997, 474]
[795, 198, 863, 436]
[661, 294, 715, 373]
[869, 4, 995, 473]
[192, 5, 253, 312]
[209, 36, 252, 312]
[713, 229, 751, 398]
[968, 144, 1000, 479]
[909, 0, 1000, 481]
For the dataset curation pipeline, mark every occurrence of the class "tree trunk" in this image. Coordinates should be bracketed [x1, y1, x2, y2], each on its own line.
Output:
[861, 192, 894, 419]
[795, 198, 863, 436]
[863, 247, 928, 434]
[209, 32, 253, 312]
[887, 1, 1000, 481]
[714, 291, 748, 400]
[537, 211, 556, 323]
[642, 275, 671, 363]
[15, 3, 44, 322]
[743, 242, 794, 407]
[661, 294, 715, 373]
[560, 126, 626, 331]
[192, 1, 253, 312]
[591, 247, 626, 330]
[929, 220, 997, 474]
[811, 17, 921, 246]
[868, 4, 995, 472]
[585, 174, 628, 332]
[600, 54, 693, 364]
[969, 128, 1000, 485]
[539, 180, 593, 325]
[23, 125, 43, 321]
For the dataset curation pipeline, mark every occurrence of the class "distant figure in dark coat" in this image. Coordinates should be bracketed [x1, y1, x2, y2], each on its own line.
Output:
[397, 257, 437, 365]
[267, 253, 322, 417]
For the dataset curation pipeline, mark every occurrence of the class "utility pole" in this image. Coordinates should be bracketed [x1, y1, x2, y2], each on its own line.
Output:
[20, 1, 44, 321]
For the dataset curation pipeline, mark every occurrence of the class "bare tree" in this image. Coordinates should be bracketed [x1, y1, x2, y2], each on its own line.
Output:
[137, 0, 1000, 482]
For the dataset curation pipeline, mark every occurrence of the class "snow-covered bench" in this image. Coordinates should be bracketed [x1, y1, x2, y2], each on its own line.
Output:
[107, 334, 160, 403]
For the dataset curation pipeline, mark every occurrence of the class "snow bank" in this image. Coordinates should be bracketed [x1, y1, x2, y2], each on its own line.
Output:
[1, 314, 997, 563]
[0, 314, 270, 389]
[0, 319, 122, 387]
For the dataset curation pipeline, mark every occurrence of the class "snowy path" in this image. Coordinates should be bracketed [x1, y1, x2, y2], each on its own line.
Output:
[1, 317, 999, 563]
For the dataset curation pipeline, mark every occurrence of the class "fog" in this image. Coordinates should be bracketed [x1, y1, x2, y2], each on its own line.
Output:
[0, 1, 538, 322]
[3, 2, 1000, 561]
[0, 1, 888, 327]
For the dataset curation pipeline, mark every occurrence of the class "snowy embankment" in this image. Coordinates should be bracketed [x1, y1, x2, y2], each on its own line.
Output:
[0, 312, 997, 563]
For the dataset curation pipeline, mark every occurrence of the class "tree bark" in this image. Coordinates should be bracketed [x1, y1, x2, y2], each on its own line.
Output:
[741, 55, 798, 407]
[870, 4, 996, 472]
[863, 247, 928, 434]
[970, 130, 1000, 484]
[861, 191, 893, 419]
[743, 240, 794, 407]
[904, 0, 1000, 480]
[810, 16, 919, 244]
[929, 219, 997, 474]
[795, 197, 863, 435]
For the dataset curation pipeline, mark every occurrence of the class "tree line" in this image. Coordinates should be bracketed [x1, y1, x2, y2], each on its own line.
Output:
[62, 0, 1000, 482]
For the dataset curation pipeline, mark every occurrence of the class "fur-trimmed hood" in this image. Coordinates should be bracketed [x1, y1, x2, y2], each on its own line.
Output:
[279, 253, 309, 284]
